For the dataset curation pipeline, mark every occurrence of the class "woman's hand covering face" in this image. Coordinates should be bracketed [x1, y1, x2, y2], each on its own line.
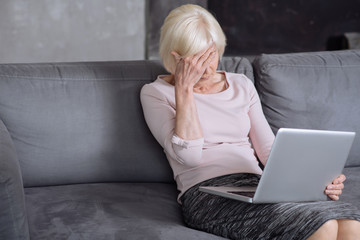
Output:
[170, 43, 217, 89]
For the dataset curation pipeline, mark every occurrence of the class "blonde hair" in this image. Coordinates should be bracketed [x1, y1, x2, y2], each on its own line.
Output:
[159, 4, 227, 73]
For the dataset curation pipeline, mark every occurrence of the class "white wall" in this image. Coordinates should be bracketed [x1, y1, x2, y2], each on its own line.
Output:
[0, 0, 145, 63]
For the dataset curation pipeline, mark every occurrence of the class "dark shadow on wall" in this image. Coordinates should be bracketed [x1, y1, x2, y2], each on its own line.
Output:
[207, 0, 360, 55]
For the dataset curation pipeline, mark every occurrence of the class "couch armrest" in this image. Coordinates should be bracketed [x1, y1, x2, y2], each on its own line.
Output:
[0, 119, 30, 240]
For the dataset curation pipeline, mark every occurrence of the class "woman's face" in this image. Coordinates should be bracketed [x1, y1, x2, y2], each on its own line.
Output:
[200, 50, 219, 81]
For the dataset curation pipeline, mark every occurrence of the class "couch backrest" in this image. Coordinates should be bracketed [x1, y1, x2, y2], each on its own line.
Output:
[253, 50, 360, 167]
[0, 61, 172, 187]
[0, 57, 253, 187]
[218, 56, 254, 82]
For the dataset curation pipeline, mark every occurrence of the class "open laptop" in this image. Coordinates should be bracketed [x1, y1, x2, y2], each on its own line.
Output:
[199, 128, 355, 204]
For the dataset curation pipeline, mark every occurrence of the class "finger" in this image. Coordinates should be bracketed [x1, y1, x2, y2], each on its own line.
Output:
[328, 194, 339, 201]
[327, 182, 344, 190]
[202, 44, 217, 59]
[200, 50, 216, 68]
[170, 51, 182, 63]
[333, 174, 346, 184]
[325, 189, 342, 196]
[194, 43, 216, 63]
[198, 46, 217, 67]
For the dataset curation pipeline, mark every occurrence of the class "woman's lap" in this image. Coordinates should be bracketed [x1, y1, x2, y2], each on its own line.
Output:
[181, 173, 360, 240]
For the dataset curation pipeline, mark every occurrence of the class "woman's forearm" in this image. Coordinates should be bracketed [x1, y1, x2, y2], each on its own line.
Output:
[174, 86, 203, 140]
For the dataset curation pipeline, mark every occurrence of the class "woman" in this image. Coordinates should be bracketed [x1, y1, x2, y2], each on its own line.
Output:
[140, 4, 360, 240]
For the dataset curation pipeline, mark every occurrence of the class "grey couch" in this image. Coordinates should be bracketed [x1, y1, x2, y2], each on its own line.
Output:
[1, 50, 359, 240]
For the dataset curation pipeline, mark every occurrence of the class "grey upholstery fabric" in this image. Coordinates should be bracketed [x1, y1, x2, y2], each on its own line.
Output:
[0, 119, 30, 240]
[218, 56, 254, 82]
[253, 50, 360, 167]
[0, 61, 172, 187]
[342, 167, 360, 210]
[25, 183, 226, 240]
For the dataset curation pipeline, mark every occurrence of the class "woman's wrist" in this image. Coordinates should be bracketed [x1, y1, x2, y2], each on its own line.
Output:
[175, 84, 195, 103]
[175, 79, 195, 92]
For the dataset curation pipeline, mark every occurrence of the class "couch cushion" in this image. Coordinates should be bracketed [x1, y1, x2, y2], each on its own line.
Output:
[0, 61, 173, 187]
[24, 183, 226, 240]
[253, 50, 360, 167]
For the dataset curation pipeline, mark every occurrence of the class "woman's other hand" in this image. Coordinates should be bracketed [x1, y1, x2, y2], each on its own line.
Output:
[325, 174, 346, 201]
[171, 43, 216, 89]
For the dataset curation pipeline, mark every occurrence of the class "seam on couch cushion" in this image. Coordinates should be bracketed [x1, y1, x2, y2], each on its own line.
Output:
[0, 75, 153, 81]
[0, 62, 160, 67]
[261, 64, 360, 73]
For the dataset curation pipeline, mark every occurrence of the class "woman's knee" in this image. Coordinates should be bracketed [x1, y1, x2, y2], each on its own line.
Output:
[307, 220, 338, 240]
[321, 220, 339, 236]
[338, 219, 360, 239]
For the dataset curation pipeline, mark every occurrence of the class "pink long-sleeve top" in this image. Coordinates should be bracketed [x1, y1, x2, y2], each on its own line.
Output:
[140, 72, 275, 202]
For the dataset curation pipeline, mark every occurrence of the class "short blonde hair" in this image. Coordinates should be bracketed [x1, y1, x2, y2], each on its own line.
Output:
[159, 4, 227, 73]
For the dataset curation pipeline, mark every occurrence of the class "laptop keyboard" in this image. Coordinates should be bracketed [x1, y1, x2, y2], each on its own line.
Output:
[228, 191, 255, 198]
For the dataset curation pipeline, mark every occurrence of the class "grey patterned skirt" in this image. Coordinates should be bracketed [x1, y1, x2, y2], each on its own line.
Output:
[181, 173, 360, 240]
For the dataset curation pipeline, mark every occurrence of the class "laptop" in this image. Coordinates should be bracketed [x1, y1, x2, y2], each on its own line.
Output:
[199, 128, 355, 204]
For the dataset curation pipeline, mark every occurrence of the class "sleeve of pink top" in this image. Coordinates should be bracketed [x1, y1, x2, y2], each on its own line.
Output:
[247, 79, 275, 166]
[140, 84, 204, 167]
